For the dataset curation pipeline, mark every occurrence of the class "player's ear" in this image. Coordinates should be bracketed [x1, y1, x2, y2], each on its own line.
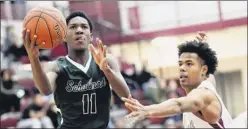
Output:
[201, 65, 208, 76]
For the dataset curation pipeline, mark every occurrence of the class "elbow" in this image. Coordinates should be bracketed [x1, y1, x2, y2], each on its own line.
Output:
[40, 89, 53, 96]
[42, 92, 52, 96]
[191, 98, 204, 112]
[172, 99, 182, 114]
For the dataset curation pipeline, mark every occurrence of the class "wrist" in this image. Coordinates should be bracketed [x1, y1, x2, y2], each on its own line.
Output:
[29, 56, 40, 63]
[102, 68, 112, 75]
[144, 106, 151, 118]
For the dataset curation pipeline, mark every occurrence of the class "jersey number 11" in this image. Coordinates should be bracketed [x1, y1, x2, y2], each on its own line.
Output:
[82, 93, 97, 114]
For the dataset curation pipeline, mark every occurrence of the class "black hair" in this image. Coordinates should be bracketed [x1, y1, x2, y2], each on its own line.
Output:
[64, 11, 93, 52]
[66, 11, 93, 32]
[177, 40, 218, 75]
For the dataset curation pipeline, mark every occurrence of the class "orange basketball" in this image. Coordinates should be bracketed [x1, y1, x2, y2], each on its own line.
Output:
[23, 6, 67, 49]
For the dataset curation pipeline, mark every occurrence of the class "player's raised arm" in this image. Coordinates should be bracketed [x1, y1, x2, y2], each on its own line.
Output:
[23, 28, 58, 95]
[122, 81, 221, 123]
[89, 38, 130, 98]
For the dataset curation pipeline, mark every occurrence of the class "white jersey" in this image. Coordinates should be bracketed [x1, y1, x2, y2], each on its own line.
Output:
[183, 80, 232, 128]
[227, 111, 247, 128]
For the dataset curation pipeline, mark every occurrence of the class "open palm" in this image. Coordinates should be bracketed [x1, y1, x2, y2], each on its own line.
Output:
[88, 38, 109, 71]
[122, 95, 148, 125]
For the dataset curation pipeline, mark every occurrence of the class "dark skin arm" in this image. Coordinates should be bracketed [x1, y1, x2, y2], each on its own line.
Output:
[88, 38, 130, 98]
[22, 28, 59, 95]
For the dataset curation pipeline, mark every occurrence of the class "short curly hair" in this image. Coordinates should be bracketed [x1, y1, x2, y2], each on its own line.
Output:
[177, 40, 218, 75]
[66, 11, 93, 32]
[65, 11, 93, 52]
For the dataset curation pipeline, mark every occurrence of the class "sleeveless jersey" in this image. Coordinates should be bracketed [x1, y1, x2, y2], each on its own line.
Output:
[54, 55, 111, 128]
[227, 111, 247, 128]
[183, 80, 232, 128]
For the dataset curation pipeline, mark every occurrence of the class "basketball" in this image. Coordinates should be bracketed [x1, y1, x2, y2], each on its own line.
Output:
[23, 6, 67, 49]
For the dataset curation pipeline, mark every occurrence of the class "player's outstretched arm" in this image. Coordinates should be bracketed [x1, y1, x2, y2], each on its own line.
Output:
[23, 28, 58, 95]
[89, 38, 130, 98]
[104, 53, 130, 98]
[122, 83, 221, 123]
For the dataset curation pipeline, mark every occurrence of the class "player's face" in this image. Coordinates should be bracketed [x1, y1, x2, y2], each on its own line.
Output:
[65, 16, 93, 51]
[178, 52, 208, 89]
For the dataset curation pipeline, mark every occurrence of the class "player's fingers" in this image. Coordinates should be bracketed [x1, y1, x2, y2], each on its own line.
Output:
[96, 38, 105, 57]
[99, 58, 108, 69]
[22, 28, 28, 48]
[99, 39, 104, 52]
[128, 94, 132, 99]
[25, 29, 30, 48]
[198, 31, 206, 38]
[88, 44, 98, 56]
[125, 103, 138, 111]
[197, 32, 207, 41]
[196, 36, 202, 41]
[96, 38, 101, 51]
[125, 104, 135, 111]
[22, 28, 26, 42]
[96, 38, 103, 50]
[37, 42, 45, 49]
[103, 45, 107, 57]
[125, 112, 139, 119]
[121, 97, 137, 105]
[96, 38, 104, 56]
[30, 35, 37, 50]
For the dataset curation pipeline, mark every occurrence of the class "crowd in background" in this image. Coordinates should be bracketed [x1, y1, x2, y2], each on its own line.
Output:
[0, 25, 186, 128]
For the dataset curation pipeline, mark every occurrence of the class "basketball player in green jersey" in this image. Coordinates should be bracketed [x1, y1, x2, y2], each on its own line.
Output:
[22, 11, 130, 128]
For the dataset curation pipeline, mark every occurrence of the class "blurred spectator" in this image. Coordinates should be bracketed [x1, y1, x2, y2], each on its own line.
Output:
[112, 63, 140, 108]
[110, 109, 128, 128]
[164, 79, 184, 128]
[3, 25, 28, 62]
[166, 91, 182, 126]
[154, 79, 169, 103]
[130, 64, 156, 103]
[3, 26, 17, 53]
[1, 43, 10, 69]
[4, 40, 27, 62]
[39, 49, 52, 62]
[132, 64, 154, 90]
[32, 88, 58, 127]
[143, 76, 161, 103]
[166, 79, 186, 97]
[164, 119, 177, 128]
[17, 93, 54, 128]
[0, 69, 21, 115]
[46, 102, 59, 128]
[20, 89, 32, 112]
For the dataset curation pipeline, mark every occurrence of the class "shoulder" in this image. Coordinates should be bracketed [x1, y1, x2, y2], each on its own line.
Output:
[188, 84, 217, 104]
[54, 56, 67, 64]
[44, 57, 65, 73]
[198, 79, 216, 92]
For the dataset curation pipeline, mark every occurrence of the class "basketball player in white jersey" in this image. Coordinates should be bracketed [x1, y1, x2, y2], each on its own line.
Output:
[228, 111, 247, 128]
[121, 34, 233, 128]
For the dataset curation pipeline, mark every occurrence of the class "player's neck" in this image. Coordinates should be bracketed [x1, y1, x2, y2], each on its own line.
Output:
[68, 50, 90, 66]
[183, 82, 201, 94]
[184, 87, 194, 94]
